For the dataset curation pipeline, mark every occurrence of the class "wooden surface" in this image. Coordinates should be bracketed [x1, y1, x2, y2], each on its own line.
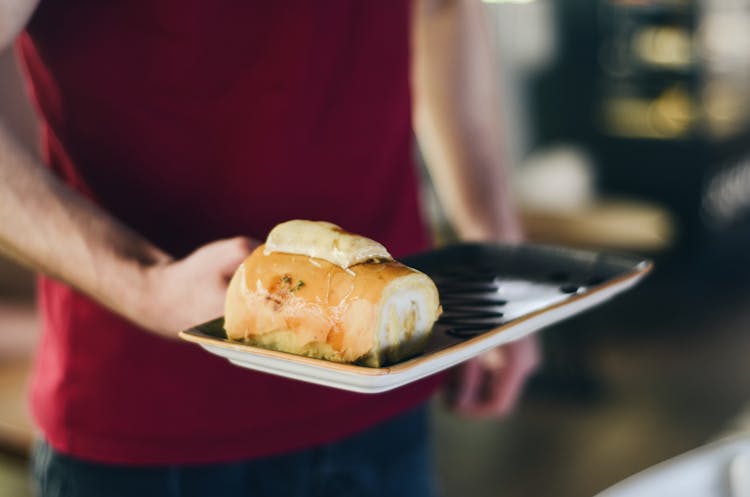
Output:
[0, 360, 34, 455]
[521, 198, 675, 252]
[0, 303, 38, 455]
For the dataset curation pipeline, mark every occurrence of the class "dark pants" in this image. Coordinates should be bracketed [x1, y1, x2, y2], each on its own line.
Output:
[32, 405, 437, 497]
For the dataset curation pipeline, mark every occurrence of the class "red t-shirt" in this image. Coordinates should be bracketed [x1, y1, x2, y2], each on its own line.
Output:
[18, 0, 443, 465]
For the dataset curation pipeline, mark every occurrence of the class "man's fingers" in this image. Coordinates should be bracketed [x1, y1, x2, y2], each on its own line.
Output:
[481, 337, 541, 416]
[509, 335, 541, 378]
[479, 347, 505, 369]
[482, 362, 527, 416]
[454, 362, 525, 419]
[446, 358, 482, 410]
[447, 337, 541, 419]
[217, 237, 259, 276]
[191, 236, 259, 278]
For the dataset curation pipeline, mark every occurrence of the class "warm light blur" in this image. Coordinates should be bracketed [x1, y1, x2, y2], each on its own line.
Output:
[632, 25, 693, 69]
[601, 85, 697, 139]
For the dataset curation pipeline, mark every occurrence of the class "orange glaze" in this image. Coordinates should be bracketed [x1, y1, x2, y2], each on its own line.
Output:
[224, 245, 419, 362]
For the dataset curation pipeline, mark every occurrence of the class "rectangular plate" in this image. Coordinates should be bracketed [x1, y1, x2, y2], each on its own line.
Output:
[179, 243, 651, 393]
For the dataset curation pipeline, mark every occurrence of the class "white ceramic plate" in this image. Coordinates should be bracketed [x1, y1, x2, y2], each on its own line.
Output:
[594, 435, 750, 497]
[179, 243, 651, 393]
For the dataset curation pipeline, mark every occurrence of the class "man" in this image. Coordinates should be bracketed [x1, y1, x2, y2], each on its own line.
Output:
[0, 0, 539, 495]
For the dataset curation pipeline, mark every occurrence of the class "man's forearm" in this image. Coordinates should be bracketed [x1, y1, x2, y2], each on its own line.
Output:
[0, 0, 40, 48]
[413, 0, 522, 241]
[0, 120, 172, 318]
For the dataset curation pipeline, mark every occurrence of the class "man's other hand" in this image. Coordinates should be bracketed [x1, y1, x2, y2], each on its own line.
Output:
[445, 335, 540, 418]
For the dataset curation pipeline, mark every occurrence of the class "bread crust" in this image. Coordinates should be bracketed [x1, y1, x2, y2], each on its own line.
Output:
[224, 245, 439, 365]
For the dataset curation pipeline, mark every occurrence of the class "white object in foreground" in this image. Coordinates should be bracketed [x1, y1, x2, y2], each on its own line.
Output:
[594, 435, 750, 497]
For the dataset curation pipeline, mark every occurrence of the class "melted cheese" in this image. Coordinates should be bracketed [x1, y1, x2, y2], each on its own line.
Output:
[264, 220, 392, 269]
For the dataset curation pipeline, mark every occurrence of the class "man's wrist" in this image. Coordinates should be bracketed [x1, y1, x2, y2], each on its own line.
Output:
[131, 257, 174, 332]
[455, 216, 525, 244]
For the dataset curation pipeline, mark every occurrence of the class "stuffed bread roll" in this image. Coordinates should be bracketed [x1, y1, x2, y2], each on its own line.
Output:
[224, 220, 441, 367]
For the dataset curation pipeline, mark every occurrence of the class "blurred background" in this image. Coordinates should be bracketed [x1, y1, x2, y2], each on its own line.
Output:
[3, 0, 750, 495]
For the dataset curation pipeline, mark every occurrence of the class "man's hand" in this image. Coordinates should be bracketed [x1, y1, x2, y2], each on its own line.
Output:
[445, 335, 540, 418]
[138, 236, 259, 339]
[0, 114, 260, 341]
